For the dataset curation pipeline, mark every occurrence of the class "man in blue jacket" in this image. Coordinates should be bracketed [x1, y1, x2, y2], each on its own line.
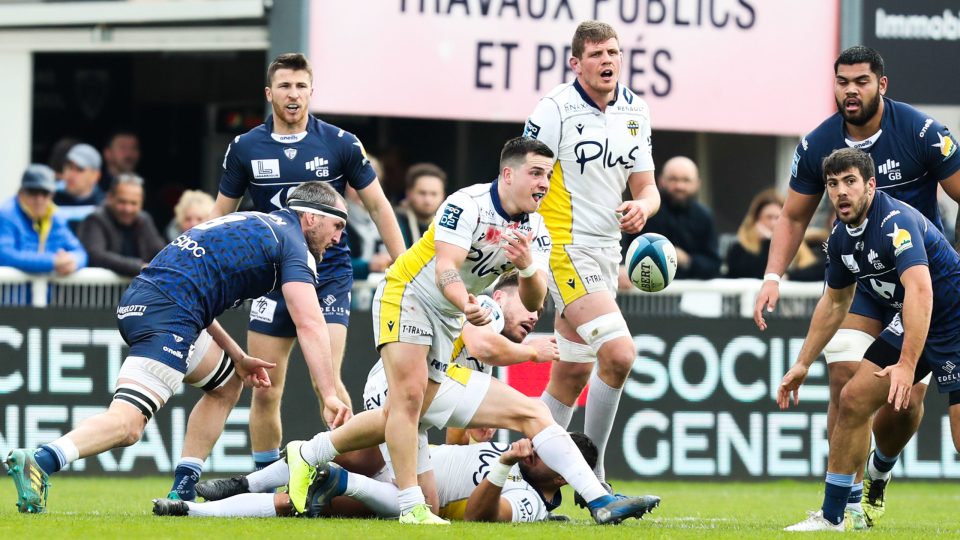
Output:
[0, 164, 87, 276]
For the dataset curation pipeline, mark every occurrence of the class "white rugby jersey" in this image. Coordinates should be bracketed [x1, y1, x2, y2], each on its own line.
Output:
[385, 182, 550, 316]
[524, 81, 654, 247]
[432, 442, 559, 522]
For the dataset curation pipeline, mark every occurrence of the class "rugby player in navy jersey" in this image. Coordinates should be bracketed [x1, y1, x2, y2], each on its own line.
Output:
[210, 53, 404, 472]
[779, 148, 960, 531]
[3, 182, 350, 514]
[754, 46, 960, 524]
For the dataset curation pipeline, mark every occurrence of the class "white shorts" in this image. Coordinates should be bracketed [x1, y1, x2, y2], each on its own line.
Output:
[371, 277, 464, 382]
[362, 360, 491, 429]
[548, 244, 619, 312]
[421, 364, 492, 430]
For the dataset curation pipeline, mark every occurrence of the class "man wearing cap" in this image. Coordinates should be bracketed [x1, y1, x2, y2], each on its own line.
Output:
[0, 164, 87, 277]
[55, 143, 106, 230]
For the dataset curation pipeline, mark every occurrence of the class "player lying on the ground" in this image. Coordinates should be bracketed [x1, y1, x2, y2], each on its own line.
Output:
[4, 181, 351, 514]
[154, 435, 605, 523]
[280, 269, 659, 525]
[778, 148, 960, 532]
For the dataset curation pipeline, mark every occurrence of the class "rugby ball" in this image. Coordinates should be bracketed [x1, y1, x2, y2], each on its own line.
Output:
[624, 233, 678, 293]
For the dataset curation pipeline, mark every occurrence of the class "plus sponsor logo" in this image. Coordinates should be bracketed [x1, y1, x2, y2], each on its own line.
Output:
[573, 139, 639, 174]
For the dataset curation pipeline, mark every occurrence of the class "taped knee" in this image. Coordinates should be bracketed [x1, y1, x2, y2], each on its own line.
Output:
[193, 352, 236, 392]
[823, 329, 874, 364]
[575, 313, 631, 356]
[556, 332, 596, 364]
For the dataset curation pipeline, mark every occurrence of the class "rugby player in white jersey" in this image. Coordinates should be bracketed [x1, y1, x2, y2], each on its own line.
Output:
[164, 273, 659, 522]
[269, 137, 553, 524]
[273, 138, 658, 525]
[153, 436, 599, 523]
[522, 20, 661, 491]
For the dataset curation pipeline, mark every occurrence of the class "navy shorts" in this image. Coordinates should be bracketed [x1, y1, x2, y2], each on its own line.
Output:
[248, 273, 352, 337]
[117, 281, 200, 373]
[871, 314, 960, 394]
[848, 287, 897, 326]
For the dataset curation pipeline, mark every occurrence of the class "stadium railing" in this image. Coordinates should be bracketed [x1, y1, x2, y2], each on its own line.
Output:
[0, 266, 824, 317]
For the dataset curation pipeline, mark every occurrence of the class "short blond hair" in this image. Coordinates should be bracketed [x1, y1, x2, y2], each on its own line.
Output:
[572, 21, 619, 58]
[174, 190, 215, 227]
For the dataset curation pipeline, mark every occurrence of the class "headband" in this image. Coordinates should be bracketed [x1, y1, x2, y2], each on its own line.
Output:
[286, 198, 348, 222]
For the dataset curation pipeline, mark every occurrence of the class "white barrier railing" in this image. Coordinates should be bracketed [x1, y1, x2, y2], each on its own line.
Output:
[0, 266, 825, 317]
[0, 266, 131, 307]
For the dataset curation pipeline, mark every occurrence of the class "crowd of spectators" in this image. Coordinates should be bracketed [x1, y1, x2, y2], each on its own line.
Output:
[1, 141, 848, 288]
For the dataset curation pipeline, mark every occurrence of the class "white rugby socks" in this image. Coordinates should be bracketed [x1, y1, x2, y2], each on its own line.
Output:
[343, 471, 401, 517]
[300, 432, 340, 466]
[531, 424, 608, 503]
[247, 459, 289, 492]
[540, 391, 576, 429]
[185, 493, 277, 517]
[584, 372, 623, 481]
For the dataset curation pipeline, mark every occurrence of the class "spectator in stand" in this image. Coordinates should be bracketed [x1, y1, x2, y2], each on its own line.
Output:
[101, 130, 141, 191]
[48, 137, 79, 184]
[725, 188, 823, 281]
[620, 156, 720, 288]
[78, 174, 166, 277]
[396, 162, 446, 247]
[0, 164, 87, 275]
[55, 143, 105, 231]
[166, 189, 216, 241]
[347, 156, 391, 280]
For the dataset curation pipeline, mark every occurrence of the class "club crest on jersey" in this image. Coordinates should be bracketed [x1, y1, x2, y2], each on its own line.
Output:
[284, 148, 297, 160]
[627, 120, 640, 136]
[933, 132, 957, 160]
[888, 223, 912, 256]
[252, 159, 280, 179]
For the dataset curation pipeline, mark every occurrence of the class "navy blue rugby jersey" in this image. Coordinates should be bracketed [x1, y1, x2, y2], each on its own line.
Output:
[219, 114, 375, 275]
[826, 190, 960, 336]
[791, 97, 960, 230]
[136, 209, 317, 329]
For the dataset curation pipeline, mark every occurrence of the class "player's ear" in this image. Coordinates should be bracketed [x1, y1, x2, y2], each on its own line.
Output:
[878, 75, 888, 95]
[502, 166, 513, 185]
[568, 55, 580, 74]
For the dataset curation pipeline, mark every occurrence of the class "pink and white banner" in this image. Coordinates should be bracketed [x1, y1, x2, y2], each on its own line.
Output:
[309, 1, 839, 135]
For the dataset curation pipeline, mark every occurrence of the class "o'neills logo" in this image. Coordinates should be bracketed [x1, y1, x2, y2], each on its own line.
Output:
[117, 305, 147, 319]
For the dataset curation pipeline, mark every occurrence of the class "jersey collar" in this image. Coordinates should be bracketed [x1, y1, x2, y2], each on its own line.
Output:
[490, 180, 527, 222]
[573, 80, 619, 112]
[265, 114, 319, 138]
[844, 197, 880, 237]
[841, 96, 890, 150]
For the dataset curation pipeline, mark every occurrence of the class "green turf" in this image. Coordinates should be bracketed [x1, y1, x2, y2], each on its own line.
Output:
[1, 476, 958, 538]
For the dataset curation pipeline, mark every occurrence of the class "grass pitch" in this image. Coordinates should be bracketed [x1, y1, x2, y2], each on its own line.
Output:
[1, 476, 958, 539]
